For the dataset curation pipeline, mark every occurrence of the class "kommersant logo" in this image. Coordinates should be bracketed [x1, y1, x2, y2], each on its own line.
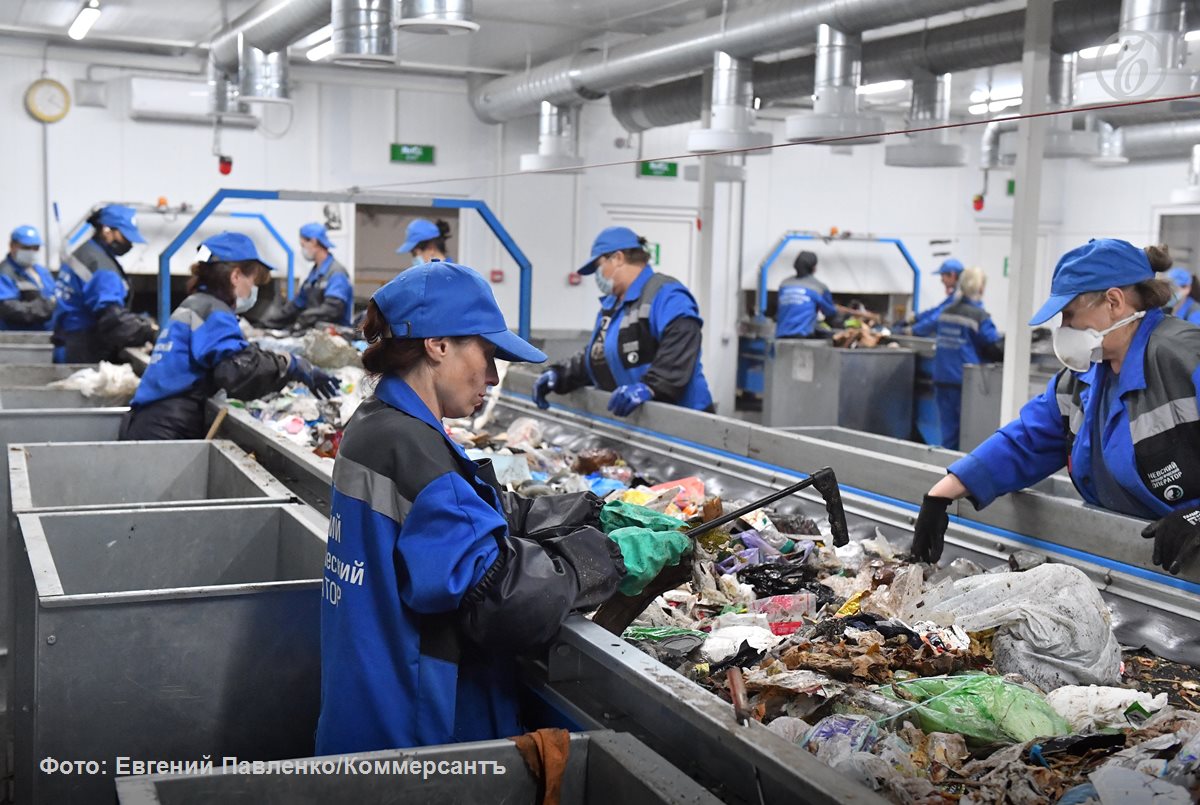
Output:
[1095, 30, 1171, 101]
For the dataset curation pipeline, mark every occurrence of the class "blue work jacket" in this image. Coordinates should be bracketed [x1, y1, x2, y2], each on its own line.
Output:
[950, 309, 1200, 521]
[933, 298, 1003, 385]
[911, 293, 956, 337]
[54, 238, 130, 333]
[775, 274, 838, 338]
[0, 255, 55, 331]
[1176, 298, 1200, 326]
[296, 255, 354, 325]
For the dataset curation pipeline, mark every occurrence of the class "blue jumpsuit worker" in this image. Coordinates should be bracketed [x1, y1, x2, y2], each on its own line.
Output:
[1168, 267, 1200, 325]
[532, 226, 714, 417]
[122, 232, 340, 441]
[775, 251, 838, 339]
[258, 223, 353, 329]
[54, 204, 157, 363]
[397, 218, 451, 266]
[910, 258, 965, 337]
[0, 226, 55, 331]
[912, 239, 1200, 575]
[316, 261, 674, 754]
[932, 267, 1005, 451]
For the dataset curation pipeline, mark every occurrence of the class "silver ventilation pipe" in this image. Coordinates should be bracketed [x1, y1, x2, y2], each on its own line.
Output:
[885, 73, 964, 167]
[687, 52, 771, 153]
[331, 0, 394, 66]
[1090, 120, 1130, 164]
[207, 56, 246, 115]
[395, 0, 478, 35]
[210, 0, 331, 74]
[519, 102, 583, 172]
[980, 118, 1019, 169]
[609, 0, 1125, 134]
[1170, 143, 1200, 201]
[470, 0, 993, 123]
[1117, 118, 1200, 158]
[786, 25, 882, 145]
[239, 36, 291, 102]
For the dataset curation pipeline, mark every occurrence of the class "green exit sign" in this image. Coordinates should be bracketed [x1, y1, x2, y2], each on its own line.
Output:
[639, 160, 678, 178]
[391, 143, 435, 164]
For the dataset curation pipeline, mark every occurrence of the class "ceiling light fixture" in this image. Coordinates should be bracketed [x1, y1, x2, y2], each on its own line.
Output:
[855, 79, 907, 96]
[68, 0, 101, 41]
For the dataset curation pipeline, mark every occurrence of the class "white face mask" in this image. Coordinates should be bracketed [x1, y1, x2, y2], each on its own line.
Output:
[594, 266, 615, 296]
[301, 245, 317, 262]
[411, 254, 426, 267]
[1052, 310, 1146, 372]
[235, 285, 259, 314]
[12, 249, 37, 268]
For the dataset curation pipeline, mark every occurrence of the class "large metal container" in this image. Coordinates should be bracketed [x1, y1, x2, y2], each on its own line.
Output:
[0, 387, 108, 409]
[528, 328, 592, 363]
[11, 503, 328, 805]
[0, 363, 92, 386]
[0, 332, 55, 364]
[959, 363, 1056, 452]
[8, 440, 294, 514]
[113, 730, 720, 805]
[762, 338, 915, 437]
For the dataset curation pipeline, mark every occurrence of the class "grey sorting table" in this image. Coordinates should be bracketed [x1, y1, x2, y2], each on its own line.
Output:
[762, 338, 915, 438]
[11, 502, 328, 805]
[113, 731, 720, 805]
[0, 332, 54, 364]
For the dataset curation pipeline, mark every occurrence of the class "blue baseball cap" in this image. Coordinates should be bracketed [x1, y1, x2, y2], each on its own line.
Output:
[370, 261, 546, 364]
[95, 204, 146, 244]
[10, 226, 41, 247]
[1029, 238, 1154, 325]
[396, 219, 442, 254]
[578, 226, 642, 275]
[199, 232, 275, 273]
[1168, 267, 1193, 287]
[299, 222, 335, 250]
[934, 258, 964, 275]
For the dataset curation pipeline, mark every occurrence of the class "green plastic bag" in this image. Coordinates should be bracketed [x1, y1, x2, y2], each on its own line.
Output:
[607, 527, 692, 596]
[599, 501, 686, 534]
[880, 674, 1069, 746]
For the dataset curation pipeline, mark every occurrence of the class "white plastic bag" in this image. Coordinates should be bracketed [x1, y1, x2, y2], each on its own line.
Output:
[1046, 685, 1168, 732]
[919, 564, 1121, 692]
[47, 361, 139, 404]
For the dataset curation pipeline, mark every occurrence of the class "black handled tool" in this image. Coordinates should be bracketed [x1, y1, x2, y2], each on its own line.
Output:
[684, 467, 849, 547]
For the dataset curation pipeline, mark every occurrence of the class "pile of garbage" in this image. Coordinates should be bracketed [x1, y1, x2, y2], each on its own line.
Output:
[449, 415, 1199, 804]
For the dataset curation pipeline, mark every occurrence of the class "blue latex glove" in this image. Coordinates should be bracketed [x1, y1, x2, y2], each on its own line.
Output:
[288, 354, 340, 400]
[607, 382, 653, 417]
[533, 369, 557, 410]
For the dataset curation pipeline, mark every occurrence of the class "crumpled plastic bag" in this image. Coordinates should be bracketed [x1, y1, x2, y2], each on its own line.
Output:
[701, 614, 781, 663]
[300, 329, 361, 368]
[1089, 766, 1193, 804]
[802, 714, 879, 763]
[47, 361, 139, 403]
[1045, 685, 1169, 733]
[503, 417, 544, 451]
[918, 564, 1121, 692]
[881, 673, 1070, 746]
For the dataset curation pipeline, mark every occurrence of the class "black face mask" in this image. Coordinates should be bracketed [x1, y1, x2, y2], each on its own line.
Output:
[109, 238, 133, 256]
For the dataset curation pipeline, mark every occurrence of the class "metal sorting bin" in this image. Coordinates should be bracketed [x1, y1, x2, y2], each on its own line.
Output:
[113, 731, 721, 805]
[762, 338, 915, 438]
[959, 363, 1055, 453]
[0, 331, 54, 364]
[8, 440, 294, 513]
[0, 363, 92, 386]
[12, 503, 328, 805]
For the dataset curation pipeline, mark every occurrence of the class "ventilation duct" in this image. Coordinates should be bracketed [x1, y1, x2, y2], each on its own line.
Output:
[1170, 144, 1200, 201]
[239, 36, 291, 102]
[519, 103, 583, 173]
[994, 53, 1100, 162]
[207, 57, 247, 116]
[683, 156, 747, 183]
[786, 25, 883, 145]
[395, 0, 478, 35]
[609, 0, 1124, 135]
[470, 0, 992, 124]
[210, 0, 331, 74]
[687, 52, 771, 153]
[980, 118, 1018, 169]
[1074, 0, 1196, 118]
[1116, 117, 1200, 158]
[885, 73, 964, 167]
[1090, 120, 1130, 164]
[332, 0, 394, 65]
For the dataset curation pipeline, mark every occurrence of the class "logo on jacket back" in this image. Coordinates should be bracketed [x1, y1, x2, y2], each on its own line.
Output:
[1165, 485, 1185, 502]
[1147, 461, 1183, 491]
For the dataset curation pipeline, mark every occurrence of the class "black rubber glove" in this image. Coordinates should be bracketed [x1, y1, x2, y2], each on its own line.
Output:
[1142, 505, 1200, 575]
[912, 494, 952, 563]
[288, 355, 340, 400]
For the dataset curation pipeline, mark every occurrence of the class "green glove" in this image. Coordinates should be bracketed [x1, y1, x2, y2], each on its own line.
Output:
[599, 501, 686, 533]
[607, 526, 692, 596]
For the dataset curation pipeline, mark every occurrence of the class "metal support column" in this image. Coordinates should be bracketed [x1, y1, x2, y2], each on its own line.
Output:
[1001, 0, 1053, 423]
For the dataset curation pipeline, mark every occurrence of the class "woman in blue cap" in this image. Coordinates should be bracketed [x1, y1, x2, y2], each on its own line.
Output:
[909, 258, 964, 336]
[317, 260, 669, 754]
[931, 267, 1005, 450]
[1167, 267, 1200, 325]
[532, 226, 714, 417]
[396, 218, 452, 266]
[0, 226, 56, 331]
[258, 223, 353, 330]
[911, 240, 1200, 575]
[122, 232, 339, 440]
[54, 204, 158, 363]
